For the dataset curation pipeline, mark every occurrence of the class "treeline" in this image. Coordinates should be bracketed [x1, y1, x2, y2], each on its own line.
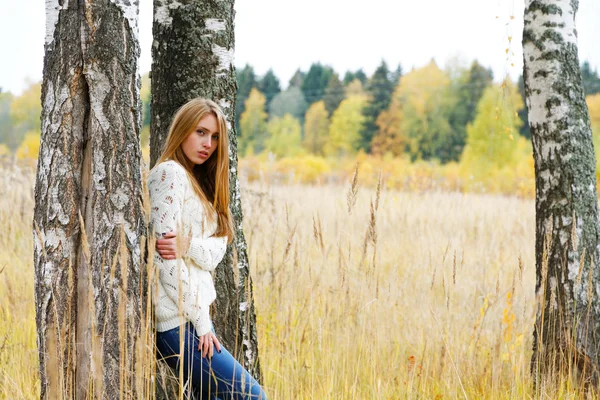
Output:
[1, 60, 600, 167]
[233, 60, 600, 165]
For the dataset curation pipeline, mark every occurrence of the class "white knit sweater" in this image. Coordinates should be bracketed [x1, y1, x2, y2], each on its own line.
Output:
[148, 160, 228, 335]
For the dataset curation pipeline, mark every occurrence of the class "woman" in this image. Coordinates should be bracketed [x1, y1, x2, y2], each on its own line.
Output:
[148, 98, 267, 400]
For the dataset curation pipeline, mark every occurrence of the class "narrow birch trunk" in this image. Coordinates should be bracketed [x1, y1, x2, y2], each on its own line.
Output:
[150, 0, 263, 394]
[35, 1, 145, 398]
[523, 0, 600, 385]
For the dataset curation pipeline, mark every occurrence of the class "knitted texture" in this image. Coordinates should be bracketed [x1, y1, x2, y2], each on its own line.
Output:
[148, 160, 228, 335]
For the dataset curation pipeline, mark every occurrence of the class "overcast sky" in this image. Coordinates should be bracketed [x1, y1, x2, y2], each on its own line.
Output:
[1, 0, 599, 95]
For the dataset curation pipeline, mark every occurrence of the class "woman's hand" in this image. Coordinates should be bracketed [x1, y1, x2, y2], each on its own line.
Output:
[155, 231, 191, 260]
[198, 331, 221, 359]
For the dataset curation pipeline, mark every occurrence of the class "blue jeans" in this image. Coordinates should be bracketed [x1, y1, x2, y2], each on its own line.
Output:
[156, 322, 267, 400]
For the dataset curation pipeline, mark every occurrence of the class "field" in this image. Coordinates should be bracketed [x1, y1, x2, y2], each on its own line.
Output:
[0, 159, 576, 399]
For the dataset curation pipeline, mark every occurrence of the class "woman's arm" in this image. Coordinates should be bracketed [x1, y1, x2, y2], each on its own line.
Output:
[148, 163, 212, 336]
[186, 234, 227, 272]
[156, 232, 226, 271]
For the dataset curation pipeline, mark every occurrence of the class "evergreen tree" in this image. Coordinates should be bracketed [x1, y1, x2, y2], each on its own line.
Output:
[446, 60, 494, 160]
[323, 73, 345, 115]
[343, 69, 367, 86]
[389, 63, 403, 86]
[289, 69, 305, 88]
[301, 63, 334, 104]
[517, 74, 530, 139]
[360, 60, 393, 152]
[257, 69, 281, 105]
[581, 61, 600, 95]
[236, 64, 257, 133]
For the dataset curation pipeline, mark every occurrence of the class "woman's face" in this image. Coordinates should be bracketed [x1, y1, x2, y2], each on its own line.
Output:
[181, 113, 220, 165]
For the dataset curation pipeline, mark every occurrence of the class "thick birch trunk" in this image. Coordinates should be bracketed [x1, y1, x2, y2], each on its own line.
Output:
[35, 1, 145, 398]
[150, 0, 263, 394]
[523, 0, 600, 385]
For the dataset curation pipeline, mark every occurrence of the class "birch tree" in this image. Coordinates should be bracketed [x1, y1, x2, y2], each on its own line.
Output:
[523, 0, 600, 384]
[150, 0, 263, 389]
[34, 1, 145, 398]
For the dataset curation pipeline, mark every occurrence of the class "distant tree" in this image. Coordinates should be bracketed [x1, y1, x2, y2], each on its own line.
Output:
[9, 82, 41, 150]
[303, 100, 329, 155]
[0, 91, 13, 148]
[265, 114, 303, 157]
[288, 69, 305, 88]
[371, 91, 407, 157]
[140, 73, 151, 146]
[587, 94, 600, 131]
[325, 94, 367, 157]
[586, 94, 600, 171]
[301, 63, 334, 104]
[240, 88, 268, 155]
[346, 79, 366, 97]
[581, 61, 600, 96]
[392, 60, 455, 162]
[343, 69, 367, 86]
[389, 63, 403, 86]
[236, 64, 258, 133]
[463, 61, 493, 125]
[517, 74, 531, 139]
[461, 82, 524, 172]
[269, 86, 308, 122]
[16, 130, 41, 160]
[257, 69, 281, 105]
[360, 60, 394, 152]
[323, 73, 345, 115]
[446, 60, 494, 160]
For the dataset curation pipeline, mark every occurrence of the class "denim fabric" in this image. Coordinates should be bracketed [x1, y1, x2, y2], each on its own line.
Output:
[156, 322, 267, 400]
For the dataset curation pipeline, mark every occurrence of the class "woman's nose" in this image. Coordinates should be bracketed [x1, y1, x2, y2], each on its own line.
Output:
[203, 137, 212, 148]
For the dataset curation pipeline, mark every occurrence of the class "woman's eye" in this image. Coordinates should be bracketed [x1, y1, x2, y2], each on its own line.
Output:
[212, 135, 219, 140]
[196, 130, 205, 135]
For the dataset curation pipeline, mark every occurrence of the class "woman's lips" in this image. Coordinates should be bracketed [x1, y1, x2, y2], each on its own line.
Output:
[198, 151, 209, 158]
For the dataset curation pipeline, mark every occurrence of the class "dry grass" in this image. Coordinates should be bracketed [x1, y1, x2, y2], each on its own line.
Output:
[0, 158, 591, 399]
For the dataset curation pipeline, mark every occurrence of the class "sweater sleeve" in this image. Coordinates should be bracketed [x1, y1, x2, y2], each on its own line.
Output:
[186, 232, 228, 272]
[149, 163, 212, 336]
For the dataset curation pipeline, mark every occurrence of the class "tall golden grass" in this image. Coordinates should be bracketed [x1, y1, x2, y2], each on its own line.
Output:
[0, 157, 593, 399]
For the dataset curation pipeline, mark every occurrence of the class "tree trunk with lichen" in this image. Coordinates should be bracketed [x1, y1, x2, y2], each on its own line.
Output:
[150, 0, 263, 397]
[523, 0, 600, 386]
[34, 1, 146, 399]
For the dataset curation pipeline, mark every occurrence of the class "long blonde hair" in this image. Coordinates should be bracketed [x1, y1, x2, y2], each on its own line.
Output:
[155, 98, 233, 243]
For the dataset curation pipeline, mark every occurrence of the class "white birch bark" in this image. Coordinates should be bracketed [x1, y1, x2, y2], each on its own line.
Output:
[35, 1, 145, 398]
[523, 0, 600, 383]
[150, 1, 263, 396]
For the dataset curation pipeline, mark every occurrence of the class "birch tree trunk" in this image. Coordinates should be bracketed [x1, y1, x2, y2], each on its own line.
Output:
[523, 0, 600, 385]
[34, 1, 146, 398]
[150, 0, 263, 393]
